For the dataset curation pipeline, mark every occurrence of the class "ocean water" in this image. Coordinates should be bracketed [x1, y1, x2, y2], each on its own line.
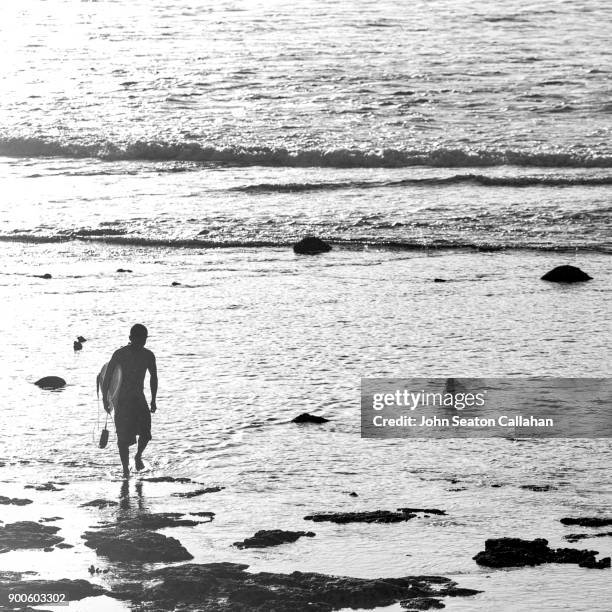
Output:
[0, 1, 610, 611]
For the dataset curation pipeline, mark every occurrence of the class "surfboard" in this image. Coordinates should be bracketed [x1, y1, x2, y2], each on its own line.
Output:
[97, 361, 122, 411]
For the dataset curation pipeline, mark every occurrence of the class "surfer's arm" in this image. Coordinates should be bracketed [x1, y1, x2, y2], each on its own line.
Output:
[149, 353, 158, 412]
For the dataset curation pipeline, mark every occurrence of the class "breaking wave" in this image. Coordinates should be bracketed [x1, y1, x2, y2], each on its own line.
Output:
[234, 174, 612, 193]
[1, 137, 611, 168]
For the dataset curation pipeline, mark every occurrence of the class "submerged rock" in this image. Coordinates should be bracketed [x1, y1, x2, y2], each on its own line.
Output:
[189, 511, 216, 520]
[433, 278, 447, 283]
[305, 509, 417, 524]
[473, 537, 610, 569]
[0, 496, 32, 506]
[0, 521, 64, 552]
[565, 531, 612, 542]
[141, 476, 196, 484]
[25, 482, 64, 492]
[172, 486, 224, 498]
[112, 562, 481, 611]
[34, 376, 66, 389]
[80, 499, 118, 509]
[541, 265, 592, 283]
[520, 484, 556, 492]
[401, 597, 446, 610]
[116, 268, 133, 273]
[397, 507, 446, 516]
[99, 512, 203, 531]
[233, 530, 316, 549]
[292, 413, 330, 424]
[82, 527, 193, 563]
[77, 336, 87, 343]
[293, 236, 332, 255]
[560, 517, 612, 527]
[73, 340, 83, 351]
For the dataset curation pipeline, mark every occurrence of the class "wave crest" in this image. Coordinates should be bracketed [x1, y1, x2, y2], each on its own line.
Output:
[1, 137, 611, 168]
[234, 174, 612, 193]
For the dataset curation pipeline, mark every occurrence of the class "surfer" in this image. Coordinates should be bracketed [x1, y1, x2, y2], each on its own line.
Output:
[102, 324, 158, 478]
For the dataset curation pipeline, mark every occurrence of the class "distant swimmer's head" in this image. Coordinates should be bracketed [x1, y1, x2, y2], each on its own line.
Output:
[129, 323, 148, 348]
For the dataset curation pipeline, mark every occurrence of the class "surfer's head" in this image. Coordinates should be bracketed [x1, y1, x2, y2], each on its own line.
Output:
[129, 323, 148, 348]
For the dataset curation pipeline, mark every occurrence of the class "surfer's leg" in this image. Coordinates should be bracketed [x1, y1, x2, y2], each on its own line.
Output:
[135, 436, 149, 471]
[118, 443, 130, 477]
[134, 399, 152, 471]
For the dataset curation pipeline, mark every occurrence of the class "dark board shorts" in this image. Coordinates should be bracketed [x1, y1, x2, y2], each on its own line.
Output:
[114, 394, 152, 446]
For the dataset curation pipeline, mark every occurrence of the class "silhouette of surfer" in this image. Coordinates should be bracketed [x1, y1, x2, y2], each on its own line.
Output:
[102, 324, 157, 478]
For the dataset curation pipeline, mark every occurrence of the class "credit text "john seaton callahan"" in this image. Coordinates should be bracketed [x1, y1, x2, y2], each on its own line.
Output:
[372, 415, 554, 427]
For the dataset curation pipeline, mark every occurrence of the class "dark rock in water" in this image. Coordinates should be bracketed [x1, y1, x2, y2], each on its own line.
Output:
[142, 476, 196, 484]
[541, 265, 592, 283]
[111, 562, 481, 611]
[520, 484, 556, 492]
[560, 517, 612, 527]
[172, 281, 181, 286]
[80, 499, 118, 509]
[39, 517, 63, 523]
[349, 492, 358, 497]
[34, 273, 52, 279]
[25, 482, 64, 492]
[55, 543, 74, 549]
[172, 486, 224, 498]
[0, 496, 32, 506]
[34, 376, 66, 389]
[233, 530, 315, 549]
[474, 538, 551, 567]
[0, 521, 64, 552]
[82, 528, 193, 563]
[433, 278, 447, 283]
[397, 507, 447, 516]
[73, 340, 82, 351]
[293, 236, 332, 255]
[77, 336, 87, 343]
[292, 412, 330, 424]
[0, 577, 105, 602]
[305, 509, 417, 524]
[116, 268, 133, 273]
[401, 597, 446, 610]
[565, 531, 612, 542]
[473, 537, 608, 569]
[579, 556, 611, 569]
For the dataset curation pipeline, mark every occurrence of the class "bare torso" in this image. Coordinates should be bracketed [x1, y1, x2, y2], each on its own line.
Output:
[113, 345, 155, 400]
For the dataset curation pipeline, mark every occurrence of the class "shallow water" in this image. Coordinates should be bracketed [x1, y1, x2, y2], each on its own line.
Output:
[0, 242, 610, 610]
